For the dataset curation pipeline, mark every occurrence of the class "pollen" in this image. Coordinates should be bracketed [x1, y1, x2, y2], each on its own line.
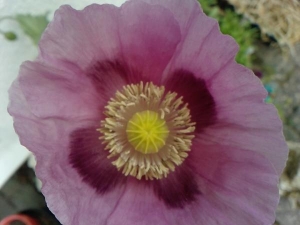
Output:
[98, 82, 195, 180]
[126, 110, 169, 154]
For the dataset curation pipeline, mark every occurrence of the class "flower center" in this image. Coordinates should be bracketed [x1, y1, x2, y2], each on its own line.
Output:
[99, 82, 195, 180]
[126, 110, 169, 154]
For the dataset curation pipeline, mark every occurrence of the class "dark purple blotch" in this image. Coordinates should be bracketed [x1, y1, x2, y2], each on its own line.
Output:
[164, 69, 216, 132]
[86, 59, 149, 103]
[151, 163, 201, 208]
[69, 127, 125, 194]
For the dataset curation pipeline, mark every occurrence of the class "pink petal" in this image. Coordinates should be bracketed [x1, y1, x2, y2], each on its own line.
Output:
[8, 81, 128, 225]
[204, 63, 288, 175]
[39, 4, 121, 70]
[106, 180, 169, 225]
[18, 61, 99, 120]
[184, 140, 280, 225]
[99, 143, 279, 225]
[143, 0, 201, 33]
[144, 0, 238, 80]
[167, 17, 237, 80]
[40, 2, 181, 84]
[118, 0, 181, 83]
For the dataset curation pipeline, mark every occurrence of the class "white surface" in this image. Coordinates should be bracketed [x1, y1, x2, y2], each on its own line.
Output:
[0, 0, 126, 188]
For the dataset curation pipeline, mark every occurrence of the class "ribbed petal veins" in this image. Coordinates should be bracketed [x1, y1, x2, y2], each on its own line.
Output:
[39, 4, 122, 70]
[69, 127, 126, 194]
[118, 0, 181, 84]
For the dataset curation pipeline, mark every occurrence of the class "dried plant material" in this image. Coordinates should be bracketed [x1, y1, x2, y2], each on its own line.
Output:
[227, 0, 300, 51]
[280, 141, 300, 209]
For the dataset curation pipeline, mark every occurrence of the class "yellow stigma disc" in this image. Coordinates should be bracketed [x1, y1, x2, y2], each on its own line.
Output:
[126, 110, 169, 154]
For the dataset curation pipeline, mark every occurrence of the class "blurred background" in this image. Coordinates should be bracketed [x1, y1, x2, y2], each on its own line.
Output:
[0, 0, 299, 224]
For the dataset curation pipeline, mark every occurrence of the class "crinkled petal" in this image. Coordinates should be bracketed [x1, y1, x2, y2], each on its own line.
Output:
[144, 0, 238, 80]
[18, 61, 100, 120]
[118, 0, 181, 83]
[40, 2, 181, 84]
[8, 80, 127, 225]
[105, 180, 169, 225]
[142, 0, 201, 33]
[39, 4, 121, 70]
[41, 164, 128, 225]
[165, 16, 237, 81]
[203, 63, 288, 174]
[183, 140, 280, 225]
[96, 143, 279, 225]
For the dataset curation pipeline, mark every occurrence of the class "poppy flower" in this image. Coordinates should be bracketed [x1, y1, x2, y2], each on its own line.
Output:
[8, 0, 288, 224]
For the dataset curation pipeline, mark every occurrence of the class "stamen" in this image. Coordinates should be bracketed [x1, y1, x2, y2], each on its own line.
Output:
[99, 82, 195, 180]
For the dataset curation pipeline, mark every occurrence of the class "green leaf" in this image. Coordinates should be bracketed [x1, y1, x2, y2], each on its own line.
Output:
[15, 14, 49, 45]
[4, 31, 17, 41]
[198, 0, 258, 67]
